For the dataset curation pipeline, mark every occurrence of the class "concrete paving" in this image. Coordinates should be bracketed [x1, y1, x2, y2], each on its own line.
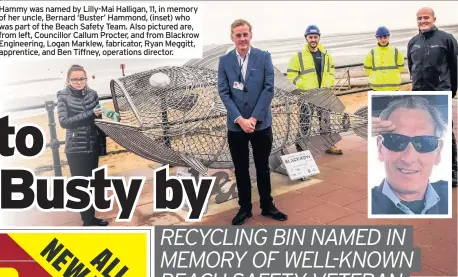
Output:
[196, 133, 457, 276]
[3, 133, 456, 276]
[2, 99, 456, 276]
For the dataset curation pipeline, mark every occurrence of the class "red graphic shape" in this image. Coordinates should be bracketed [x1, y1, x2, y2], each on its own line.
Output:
[0, 234, 52, 277]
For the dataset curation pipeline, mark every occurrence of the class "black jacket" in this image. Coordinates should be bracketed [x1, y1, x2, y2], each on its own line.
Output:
[57, 86, 106, 155]
[372, 180, 448, 215]
[407, 26, 458, 97]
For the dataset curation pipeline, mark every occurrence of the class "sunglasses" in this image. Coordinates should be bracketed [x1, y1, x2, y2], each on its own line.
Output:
[380, 133, 440, 153]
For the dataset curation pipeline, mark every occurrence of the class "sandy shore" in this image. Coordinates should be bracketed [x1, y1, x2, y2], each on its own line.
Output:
[4, 84, 412, 176]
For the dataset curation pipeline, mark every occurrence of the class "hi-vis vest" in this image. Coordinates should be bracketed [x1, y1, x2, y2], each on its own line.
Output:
[363, 45, 405, 91]
[287, 44, 335, 91]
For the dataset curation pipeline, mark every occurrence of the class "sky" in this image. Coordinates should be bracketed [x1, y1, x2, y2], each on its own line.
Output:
[201, 1, 458, 45]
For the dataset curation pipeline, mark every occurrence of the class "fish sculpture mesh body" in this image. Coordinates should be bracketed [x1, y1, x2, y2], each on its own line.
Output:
[95, 44, 368, 203]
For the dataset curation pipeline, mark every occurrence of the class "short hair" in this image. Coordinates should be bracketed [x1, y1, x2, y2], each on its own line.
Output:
[418, 7, 435, 17]
[231, 19, 252, 33]
[378, 96, 446, 138]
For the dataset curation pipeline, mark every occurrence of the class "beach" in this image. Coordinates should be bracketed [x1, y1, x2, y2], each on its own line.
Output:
[4, 24, 457, 117]
[1, 22, 426, 176]
[3, 83, 413, 177]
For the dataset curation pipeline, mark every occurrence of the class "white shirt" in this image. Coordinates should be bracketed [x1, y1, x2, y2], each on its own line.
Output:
[236, 47, 251, 81]
[234, 47, 251, 123]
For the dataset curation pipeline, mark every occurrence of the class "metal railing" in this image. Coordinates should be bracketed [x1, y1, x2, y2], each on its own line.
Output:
[4, 61, 411, 176]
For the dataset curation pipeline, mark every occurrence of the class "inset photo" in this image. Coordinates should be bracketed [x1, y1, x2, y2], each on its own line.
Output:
[368, 91, 452, 218]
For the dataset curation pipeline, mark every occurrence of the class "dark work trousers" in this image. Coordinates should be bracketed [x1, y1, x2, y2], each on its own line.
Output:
[228, 126, 274, 212]
[453, 120, 457, 186]
[66, 152, 99, 224]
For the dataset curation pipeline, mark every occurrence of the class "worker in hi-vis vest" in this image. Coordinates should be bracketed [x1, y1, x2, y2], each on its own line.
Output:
[287, 25, 342, 155]
[364, 26, 405, 91]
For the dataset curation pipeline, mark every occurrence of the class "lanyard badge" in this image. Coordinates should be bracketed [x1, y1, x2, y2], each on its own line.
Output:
[237, 54, 248, 92]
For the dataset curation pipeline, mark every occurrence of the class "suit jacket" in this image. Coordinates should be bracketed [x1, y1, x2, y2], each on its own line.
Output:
[218, 47, 274, 132]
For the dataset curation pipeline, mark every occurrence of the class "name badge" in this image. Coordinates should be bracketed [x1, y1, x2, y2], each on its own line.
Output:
[233, 81, 244, 91]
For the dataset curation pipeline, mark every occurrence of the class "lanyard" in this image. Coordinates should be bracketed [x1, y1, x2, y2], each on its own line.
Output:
[238, 54, 248, 83]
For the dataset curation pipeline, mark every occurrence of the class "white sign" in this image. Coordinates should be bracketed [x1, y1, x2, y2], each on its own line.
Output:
[280, 150, 320, 180]
[174, 167, 192, 204]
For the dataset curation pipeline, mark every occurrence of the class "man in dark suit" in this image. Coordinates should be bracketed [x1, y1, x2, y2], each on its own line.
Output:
[218, 19, 288, 225]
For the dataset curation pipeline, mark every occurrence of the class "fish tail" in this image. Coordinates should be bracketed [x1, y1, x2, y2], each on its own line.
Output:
[350, 105, 368, 139]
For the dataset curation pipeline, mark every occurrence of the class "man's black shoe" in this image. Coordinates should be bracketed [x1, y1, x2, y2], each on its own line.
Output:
[261, 206, 288, 221]
[232, 210, 252, 225]
[83, 218, 109, 226]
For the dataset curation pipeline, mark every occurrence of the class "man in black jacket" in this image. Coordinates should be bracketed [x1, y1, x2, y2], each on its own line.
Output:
[407, 7, 458, 187]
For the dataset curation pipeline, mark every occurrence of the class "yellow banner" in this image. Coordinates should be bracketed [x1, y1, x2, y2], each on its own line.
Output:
[9, 232, 148, 277]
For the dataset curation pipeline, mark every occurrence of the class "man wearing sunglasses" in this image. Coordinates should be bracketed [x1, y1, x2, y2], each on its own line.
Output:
[364, 26, 405, 91]
[407, 7, 458, 188]
[372, 96, 448, 215]
[287, 25, 342, 155]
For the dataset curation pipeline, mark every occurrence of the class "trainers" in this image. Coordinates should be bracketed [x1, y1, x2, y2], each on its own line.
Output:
[453, 171, 457, 187]
[325, 145, 343, 155]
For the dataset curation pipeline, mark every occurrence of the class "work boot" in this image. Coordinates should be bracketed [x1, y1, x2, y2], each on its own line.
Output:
[325, 145, 343, 155]
[453, 170, 457, 188]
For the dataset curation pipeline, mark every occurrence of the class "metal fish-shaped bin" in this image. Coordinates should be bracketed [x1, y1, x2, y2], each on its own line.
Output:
[94, 44, 368, 204]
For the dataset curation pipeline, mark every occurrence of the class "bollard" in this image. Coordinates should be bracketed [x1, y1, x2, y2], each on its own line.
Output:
[161, 97, 171, 148]
[120, 63, 125, 77]
[45, 100, 63, 176]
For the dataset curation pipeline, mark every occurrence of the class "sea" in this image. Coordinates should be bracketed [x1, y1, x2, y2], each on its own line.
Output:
[2, 24, 458, 118]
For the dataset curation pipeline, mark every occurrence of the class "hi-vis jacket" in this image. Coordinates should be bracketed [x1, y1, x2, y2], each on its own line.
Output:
[287, 44, 335, 91]
[363, 44, 405, 91]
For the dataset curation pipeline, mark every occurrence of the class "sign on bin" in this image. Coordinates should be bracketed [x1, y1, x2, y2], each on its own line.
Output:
[280, 150, 320, 180]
